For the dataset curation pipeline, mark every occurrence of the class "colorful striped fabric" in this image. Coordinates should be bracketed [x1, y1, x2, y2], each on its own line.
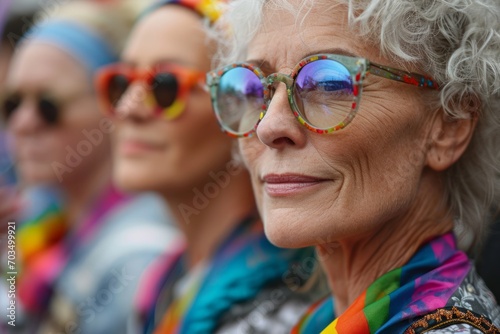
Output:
[135, 241, 186, 326]
[145, 215, 314, 334]
[292, 233, 471, 333]
[17, 185, 130, 312]
[292, 297, 335, 333]
[18, 199, 67, 265]
[17, 187, 67, 271]
[151, 0, 224, 24]
[153, 272, 203, 333]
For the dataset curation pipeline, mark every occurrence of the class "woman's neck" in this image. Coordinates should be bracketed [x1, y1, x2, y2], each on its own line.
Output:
[165, 168, 255, 268]
[319, 173, 454, 316]
[63, 160, 112, 225]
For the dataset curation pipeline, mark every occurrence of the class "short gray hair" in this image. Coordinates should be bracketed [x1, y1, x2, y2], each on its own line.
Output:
[212, 0, 500, 249]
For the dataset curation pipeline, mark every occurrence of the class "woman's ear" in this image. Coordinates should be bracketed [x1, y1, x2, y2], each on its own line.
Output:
[426, 109, 477, 171]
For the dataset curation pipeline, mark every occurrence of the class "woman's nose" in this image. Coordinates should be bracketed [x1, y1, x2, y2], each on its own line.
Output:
[8, 100, 46, 135]
[115, 81, 157, 121]
[255, 82, 307, 149]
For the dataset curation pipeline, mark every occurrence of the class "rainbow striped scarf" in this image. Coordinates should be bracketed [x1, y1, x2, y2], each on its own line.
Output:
[17, 185, 129, 312]
[292, 233, 470, 333]
[17, 187, 67, 270]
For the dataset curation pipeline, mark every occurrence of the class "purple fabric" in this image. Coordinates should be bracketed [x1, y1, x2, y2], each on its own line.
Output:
[0, 0, 13, 37]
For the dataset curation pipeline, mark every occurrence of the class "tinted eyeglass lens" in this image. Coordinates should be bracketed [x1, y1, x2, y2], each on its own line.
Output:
[152, 73, 178, 109]
[107, 74, 130, 109]
[39, 97, 59, 124]
[294, 59, 354, 129]
[1, 94, 59, 125]
[2, 94, 21, 122]
[217, 67, 264, 135]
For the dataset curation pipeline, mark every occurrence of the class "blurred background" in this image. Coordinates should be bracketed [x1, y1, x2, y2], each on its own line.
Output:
[0, 1, 182, 333]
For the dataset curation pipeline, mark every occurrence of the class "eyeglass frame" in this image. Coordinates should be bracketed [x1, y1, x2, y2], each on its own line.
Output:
[95, 63, 206, 120]
[206, 53, 440, 138]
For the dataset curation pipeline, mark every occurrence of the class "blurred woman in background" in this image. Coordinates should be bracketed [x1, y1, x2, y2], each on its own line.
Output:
[0, 1, 178, 333]
[96, 0, 324, 332]
[0, 0, 39, 203]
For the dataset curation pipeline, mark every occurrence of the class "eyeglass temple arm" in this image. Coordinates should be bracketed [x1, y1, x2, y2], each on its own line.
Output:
[201, 83, 210, 92]
[368, 62, 440, 90]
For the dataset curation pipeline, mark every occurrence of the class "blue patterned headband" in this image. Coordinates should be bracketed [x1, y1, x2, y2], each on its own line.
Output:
[24, 20, 118, 74]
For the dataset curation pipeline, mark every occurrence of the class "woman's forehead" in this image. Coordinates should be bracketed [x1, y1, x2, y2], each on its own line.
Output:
[7, 42, 89, 93]
[247, 2, 377, 71]
[123, 6, 210, 71]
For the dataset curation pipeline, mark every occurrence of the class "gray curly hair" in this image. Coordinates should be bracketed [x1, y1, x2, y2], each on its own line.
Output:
[212, 0, 500, 250]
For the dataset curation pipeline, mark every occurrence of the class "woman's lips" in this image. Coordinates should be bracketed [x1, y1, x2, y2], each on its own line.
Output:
[262, 173, 329, 196]
[119, 139, 165, 155]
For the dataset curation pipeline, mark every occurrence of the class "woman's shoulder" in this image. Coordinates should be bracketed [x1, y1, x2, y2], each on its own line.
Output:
[216, 277, 329, 334]
[445, 266, 500, 327]
[406, 267, 500, 334]
[426, 323, 488, 334]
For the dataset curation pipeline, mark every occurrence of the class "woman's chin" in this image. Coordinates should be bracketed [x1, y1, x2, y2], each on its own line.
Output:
[113, 176, 153, 193]
[17, 164, 59, 186]
[263, 218, 311, 249]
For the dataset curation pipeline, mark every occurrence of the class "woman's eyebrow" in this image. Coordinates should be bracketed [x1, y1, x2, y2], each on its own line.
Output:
[121, 58, 197, 69]
[246, 48, 359, 73]
[245, 58, 273, 73]
[152, 58, 195, 68]
[120, 59, 136, 68]
[305, 48, 359, 58]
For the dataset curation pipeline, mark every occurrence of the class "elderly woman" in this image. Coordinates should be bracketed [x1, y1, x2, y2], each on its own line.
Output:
[208, 0, 500, 332]
[95, 0, 322, 332]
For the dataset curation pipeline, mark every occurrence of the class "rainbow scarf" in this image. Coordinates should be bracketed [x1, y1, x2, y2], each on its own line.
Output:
[17, 187, 67, 265]
[292, 233, 470, 334]
[17, 185, 129, 312]
[143, 215, 314, 334]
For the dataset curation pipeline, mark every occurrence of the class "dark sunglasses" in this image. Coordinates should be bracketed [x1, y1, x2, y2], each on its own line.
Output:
[1, 93, 59, 125]
[95, 63, 206, 120]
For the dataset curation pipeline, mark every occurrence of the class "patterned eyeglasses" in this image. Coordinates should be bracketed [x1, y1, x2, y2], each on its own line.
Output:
[207, 53, 439, 138]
